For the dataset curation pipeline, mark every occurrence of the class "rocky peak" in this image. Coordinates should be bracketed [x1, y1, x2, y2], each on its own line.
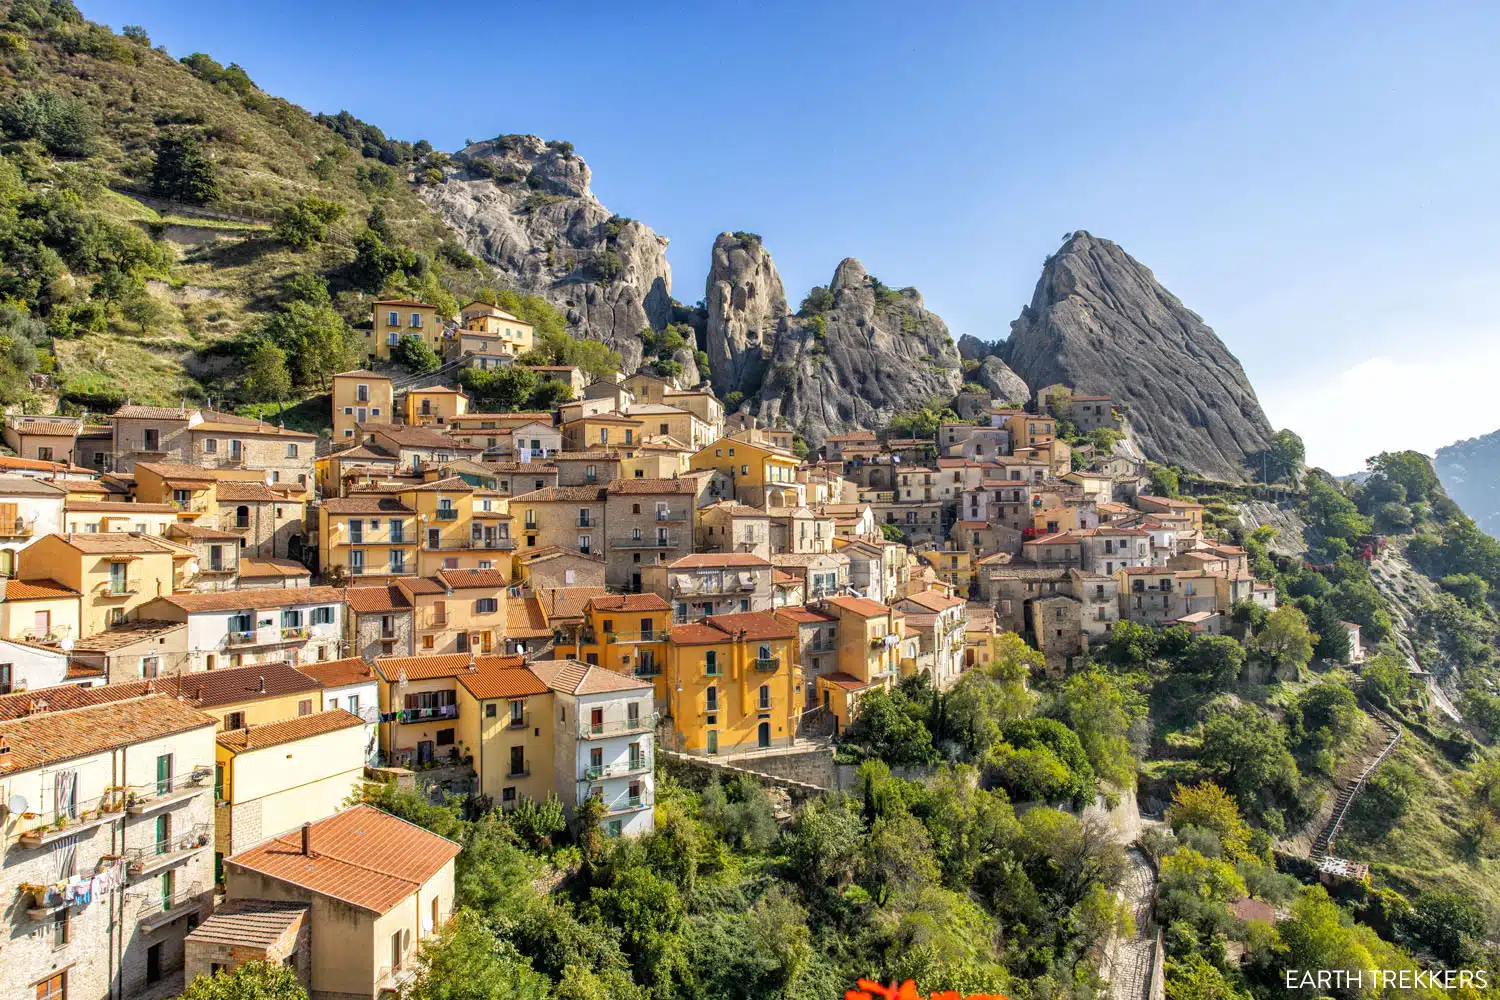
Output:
[421, 135, 672, 370]
[1005, 231, 1273, 480]
[754, 252, 962, 448]
[704, 232, 789, 399]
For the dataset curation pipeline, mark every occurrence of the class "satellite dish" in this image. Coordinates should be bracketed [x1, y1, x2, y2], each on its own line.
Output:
[7, 794, 29, 816]
[59, 638, 73, 652]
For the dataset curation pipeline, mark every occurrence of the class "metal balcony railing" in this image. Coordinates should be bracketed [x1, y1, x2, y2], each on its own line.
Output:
[754, 657, 780, 672]
[20, 624, 72, 644]
[126, 766, 214, 814]
[576, 517, 593, 528]
[18, 788, 127, 846]
[348, 531, 412, 545]
[94, 578, 141, 597]
[581, 712, 657, 739]
[126, 824, 211, 874]
[654, 510, 689, 522]
[403, 704, 458, 722]
[435, 509, 459, 521]
[506, 759, 530, 778]
[0, 518, 35, 538]
[506, 710, 529, 730]
[581, 630, 660, 645]
[170, 499, 209, 515]
[227, 630, 257, 645]
[581, 755, 651, 781]
[135, 882, 206, 925]
[199, 564, 235, 576]
[280, 626, 310, 641]
[610, 535, 678, 550]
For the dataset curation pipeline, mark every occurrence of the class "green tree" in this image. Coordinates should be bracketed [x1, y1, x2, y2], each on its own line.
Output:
[1266, 429, 1306, 485]
[120, 289, 166, 334]
[393, 334, 441, 375]
[182, 961, 307, 1000]
[401, 909, 551, 1000]
[260, 302, 358, 389]
[993, 717, 1096, 807]
[1185, 634, 1247, 688]
[273, 196, 346, 248]
[590, 866, 691, 995]
[460, 365, 538, 412]
[842, 687, 939, 766]
[1199, 706, 1299, 812]
[1253, 605, 1314, 674]
[0, 89, 99, 156]
[1149, 464, 1181, 497]
[242, 340, 292, 402]
[1167, 781, 1255, 862]
[150, 132, 220, 203]
[1166, 954, 1252, 1000]
[1360, 652, 1415, 709]
[1050, 670, 1137, 787]
[1366, 450, 1439, 505]
[780, 795, 863, 887]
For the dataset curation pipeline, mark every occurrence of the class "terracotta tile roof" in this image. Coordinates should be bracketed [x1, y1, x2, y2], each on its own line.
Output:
[4, 578, 80, 600]
[1025, 533, 1082, 546]
[562, 413, 642, 426]
[395, 577, 448, 596]
[669, 553, 771, 569]
[298, 657, 377, 689]
[819, 671, 871, 691]
[343, 585, 413, 613]
[698, 501, 767, 519]
[0, 455, 90, 474]
[669, 611, 795, 645]
[406, 385, 467, 396]
[68, 621, 185, 654]
[823, 595, 892, 618]
[1136, 495, 1204, 509]
[160, 663, 322, 707]
[321, 497, 415, 515]
[153, 585, 342, 613]
[51, 532, 180, 554]
[1120, 566, 1176, 575]
[194, 421, 317, 440]
[528, 658, 652, 695]
[606, 477, 696, 495]
[7, 419, 81, 436]
[227, 804, 461, 914]
[0, 694, 215, 773]
[53, 479, 124, 495]
[770, 552, 846, 568]
[368, 425, 480, 450]
[238, 557, 312, 579]
[372, 652, 476, 682]
[534, 587, 610, 621]
[772, 570, 801, 585]
[186, 899, 308, 948]
[435, 568, 510, 590]
[0, 679, 155, 721]
[331, 443, 399, 462]
[509, 485, 609, 503]
[551, 451, 620, 462]
[373, 298, 438, 308]
[507, 598, 551, 638]
[217, 708, 364, 753]
[402, 476, 475, 493]
[168, 524, 242, 541]
[216, 482, 279, 502]
[588, 593, 671, 613]
[775, 607, 837, 625]
[456, 659, 548, 699]
[900, 590, 965, 612]
[480, 461, 557, 474]
[114, 404, 196, 420]
[333, 369, 390, 380]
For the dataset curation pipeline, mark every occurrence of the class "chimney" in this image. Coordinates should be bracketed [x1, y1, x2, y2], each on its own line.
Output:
[257, 675, 266, 693]
[301, 821, 312, 856]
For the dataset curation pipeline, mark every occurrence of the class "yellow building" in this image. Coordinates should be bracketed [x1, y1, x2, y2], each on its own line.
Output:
[62, 498, 180, 535]
[453, 658, 555, 810]
[917, 547, 973, 593]
[395, 478, 514, 576]
[213, 708, 368, 863]
[371, 651, 515, 766]
[1005, 412, 1057, 451]
[403, 386, 470, 427]
[18, 532, 186, 638]
[319, 496, 419, 582]
[562, 413, 645, 451]
[332, 370, 395, 442]
[399, 569, 511, 655]
[553, 593, 670, 698]
[459, 301, 535, 358]
[813, 595, 917, 733]
[689, 436, 802, 507]
[0, 576, 81, 645]
[370, 299, 444, 362]
[665, 611, 801, 754]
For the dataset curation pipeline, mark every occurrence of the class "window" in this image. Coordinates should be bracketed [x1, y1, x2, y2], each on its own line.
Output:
[144, 428, 159, 451]
[225, 711, 245, 730]
[298, 699, 312, 716]
[52, 907, 69, 949]
[36, 972, 65, 1000]
[627, 701, 640, 726]
[704, 650, 719, 675]
[311, 606, 335, 625]
[705, 685, 718, 712]
[476, 598, 498, 614]
[759, 684, 771, 710]
[0, 662, 10, 694]
[286, 444, 299, 458]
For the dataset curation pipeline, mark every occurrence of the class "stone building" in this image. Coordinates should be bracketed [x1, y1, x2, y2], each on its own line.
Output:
[343, 584, 415, 661]
[603, 478, 696, 590]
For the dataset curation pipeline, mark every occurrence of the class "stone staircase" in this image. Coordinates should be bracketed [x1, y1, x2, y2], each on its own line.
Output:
[1310, 711, 1402, 860]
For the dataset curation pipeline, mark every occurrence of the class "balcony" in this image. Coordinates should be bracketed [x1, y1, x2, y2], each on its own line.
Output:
[506, 710, 530, 730]
[610, 535, 679, 550]
[403, 704, 458, 723]
[581, 629, 660, 646]
[280, 626, 310, 642]
[580, 712, 657, 739]
[227, 630, 257, 646]
[634, 661, 661, 678]
[0, 518, 35, 538]
[506, 759, 531, 779]
[18, 789, 127, 847]
[435, 509, 459, 522]
[457, 536, 515, 550]
[419, 612, 449, 630]
[198, 564, 235, 577]
[136, 881, 208, 932]
[171, 499, 210, 517]
[576, 518, 594, 528]
[347, 532, 413, 546]
[20, 624, 72, 645]
[753, 656, 781, 672]
[93, 578, 141, 598]
[126, 767, 213, 815]
[126, 824, 211, 876]
[654, 510, 689, 522]
[581, 755, 651, 781]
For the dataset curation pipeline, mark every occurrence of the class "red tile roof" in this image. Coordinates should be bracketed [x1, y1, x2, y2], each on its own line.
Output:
[823, 595, 891, 618]
[372, 652, 476, 682]
[606, 477, 696, 495]
[669, 611, 795, 645]
[775, 607, 837, 625]
[528, 658, 652, 695]
[587, 593, 672, 613]
[4, 578, 80, 600]
[506, 598, 551, 638]
[153, 586, 343, 613]
[216, 709, 365, 753]
[669, 553, 771, 569]
[227, 804, 461, 914]
[343, 585, 413, 613]
[161, 663, 323, 707]
[297, 657, 377, 689]
[0, 694, 215, 772]
[456, 659, 548, 700]
[901, 590, 965, 612]
[819, 671, 871, 691]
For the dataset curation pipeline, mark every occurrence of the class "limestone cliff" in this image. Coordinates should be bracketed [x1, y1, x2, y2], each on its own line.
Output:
[704, 232, 789, 399]
[756, 257, 963, 447]
[1006, 232, 1273, 480]
[422, 135, 671, 370]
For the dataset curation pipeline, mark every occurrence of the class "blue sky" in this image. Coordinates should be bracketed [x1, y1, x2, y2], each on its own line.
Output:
[84, 0, 1500, 473]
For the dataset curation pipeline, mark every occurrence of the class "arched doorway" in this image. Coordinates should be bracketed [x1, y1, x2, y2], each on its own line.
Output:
[757, 721, 770, 749]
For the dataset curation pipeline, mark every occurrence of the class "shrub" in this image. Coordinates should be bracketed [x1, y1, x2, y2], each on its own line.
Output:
[0, 89, 99, 156]
[150, 132, 220, 204]
[273, 196, 345, 248]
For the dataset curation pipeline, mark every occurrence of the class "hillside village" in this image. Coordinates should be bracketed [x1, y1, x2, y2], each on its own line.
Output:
[2, 5, 1499, 1000]
[0, 300, 1411, 998]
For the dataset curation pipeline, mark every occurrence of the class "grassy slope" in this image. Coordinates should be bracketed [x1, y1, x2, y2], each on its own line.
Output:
[0, 3, 480, 410]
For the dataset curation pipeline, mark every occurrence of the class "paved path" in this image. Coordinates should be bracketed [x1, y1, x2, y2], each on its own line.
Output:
[1107, 849, 1157, 1000]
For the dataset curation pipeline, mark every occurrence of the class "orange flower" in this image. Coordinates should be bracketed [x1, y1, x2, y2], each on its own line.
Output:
[844, 979, 1009, 1000]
